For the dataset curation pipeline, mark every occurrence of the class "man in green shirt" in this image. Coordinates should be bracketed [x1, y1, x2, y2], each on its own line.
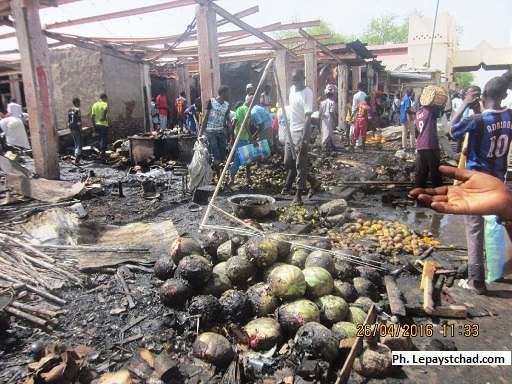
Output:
[91, 93, 109, 155]
[228, 97, 255, 188]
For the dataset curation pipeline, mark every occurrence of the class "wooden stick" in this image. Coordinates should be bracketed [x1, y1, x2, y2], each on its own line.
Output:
[9, 301, 58, 318]
[32, 244, 150, 253]
[9, 247, 82, 284]
[336, 305, 377, 384]
[4, 306, 48, 327]
[421, 261, 436, 315]
[116, 270, 136, 309]
[199, 58, 275, 230]
[384, 275, 406, 317]
[2, 235, 56, 263]
[0, 272, 66, 305]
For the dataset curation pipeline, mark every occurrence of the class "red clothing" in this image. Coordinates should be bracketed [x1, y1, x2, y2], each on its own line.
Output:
[353, 102, 370, 141]
[272, 113, 279, 133]
[155, 95, 168, 115]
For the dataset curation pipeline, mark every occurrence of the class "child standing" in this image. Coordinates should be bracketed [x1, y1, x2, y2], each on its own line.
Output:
[450, 71, 512, 294]
[353, 95, 371, 151]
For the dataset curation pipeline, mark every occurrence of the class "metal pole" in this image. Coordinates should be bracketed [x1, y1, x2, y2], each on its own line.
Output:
[427, 0, 440, 68]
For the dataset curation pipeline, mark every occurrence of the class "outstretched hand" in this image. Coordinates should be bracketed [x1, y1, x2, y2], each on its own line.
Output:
[409, 166, 512, 219]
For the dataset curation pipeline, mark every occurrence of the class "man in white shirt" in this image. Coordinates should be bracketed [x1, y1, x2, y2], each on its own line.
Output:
[6, 97, 23, 119]
[282, 70, 321, 205]
[451, 93, 463, 115]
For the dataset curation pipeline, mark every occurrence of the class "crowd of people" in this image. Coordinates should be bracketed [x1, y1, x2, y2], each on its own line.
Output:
[2, 66, 511, 295]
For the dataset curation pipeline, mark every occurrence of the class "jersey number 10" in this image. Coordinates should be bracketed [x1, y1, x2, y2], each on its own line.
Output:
[487, 134, 510, 158]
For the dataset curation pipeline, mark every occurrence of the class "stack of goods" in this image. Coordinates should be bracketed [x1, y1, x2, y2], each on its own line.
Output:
[153, 233, 387, 370]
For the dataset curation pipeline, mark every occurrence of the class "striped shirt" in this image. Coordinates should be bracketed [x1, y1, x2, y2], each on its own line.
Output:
[451, 108, 512, 180]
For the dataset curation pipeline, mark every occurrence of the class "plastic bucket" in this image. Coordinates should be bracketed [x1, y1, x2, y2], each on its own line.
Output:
[237, 139, 271, 166]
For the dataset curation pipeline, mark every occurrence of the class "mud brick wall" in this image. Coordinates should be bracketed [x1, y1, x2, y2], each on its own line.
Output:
[50, 48, 104, 132]
[51, 47, 145, 141]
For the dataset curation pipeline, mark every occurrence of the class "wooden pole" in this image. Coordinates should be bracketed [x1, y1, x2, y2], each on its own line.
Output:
[196, 2, 220, 112]
[199, 59, 274, 230]
[304, 40, 318, 106]
[176, 64, 191, 104]
[366, 63, 374, 93]
[272, 67, 296, 159]
[8, 74, 22, 103]
[142, 63, 153, 131]
[11, 0, 59, 180]
[337, 64, 349, 132]
[351, 66, 360, 90]
[275, 49, 290, 103]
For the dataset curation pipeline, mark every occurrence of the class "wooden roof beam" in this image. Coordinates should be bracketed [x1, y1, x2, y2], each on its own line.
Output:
[194, 0, 288, 51]
[49, 0, 198, 29]
[0, 0, 200, 40]
[157, 33, 332, 56]
[44, 30, 142, 63]
[298, 28, 342, 62]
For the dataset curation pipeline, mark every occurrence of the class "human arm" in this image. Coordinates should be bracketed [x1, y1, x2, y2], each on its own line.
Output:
[351, 93, 359, 116]
[409, 166, 512, 219]
[450, 90, 479, 127]
[91, 106, 96, 128]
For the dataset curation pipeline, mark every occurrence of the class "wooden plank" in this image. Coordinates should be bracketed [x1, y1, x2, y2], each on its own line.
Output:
[384, 275, 406, 316]
[198, 0, 288, 51]
[304, 40, 318, 103]
[196, 1, 219, 111]
[47, 0, 196, 29]
[431, 305, 467, 318]
[5, 173, 84, 203]
[0, 0, 197, 40]
[11, 0, 59, 180]
[421, 260, 436, 315]
[336, 305, 377, 384]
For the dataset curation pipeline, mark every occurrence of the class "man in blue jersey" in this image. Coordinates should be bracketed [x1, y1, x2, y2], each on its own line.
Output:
[400, 88, 415, 149]
[450, 71, 512, 294]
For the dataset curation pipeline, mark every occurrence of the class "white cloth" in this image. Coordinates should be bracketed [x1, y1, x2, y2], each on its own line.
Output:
[288, 85, 313, 145]
[352, 91, 367, 114]
[0, 117, 30, 148]
[319, 98, 336, 145]
[277, 106, 291, 145]
[451, 97, 463, 113]
[7, 102, 23, 119]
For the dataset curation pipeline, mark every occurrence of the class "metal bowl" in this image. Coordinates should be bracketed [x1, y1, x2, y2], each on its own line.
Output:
[227, 194, 276, 219]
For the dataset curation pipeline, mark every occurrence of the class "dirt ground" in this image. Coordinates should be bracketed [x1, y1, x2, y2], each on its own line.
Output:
[1, 138, 511, 383]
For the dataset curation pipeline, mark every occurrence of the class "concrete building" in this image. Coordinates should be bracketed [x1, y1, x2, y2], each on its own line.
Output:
[50, 47, 147, 140]
[368, 12, 457, 82]
[368, 12, 511, 86]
